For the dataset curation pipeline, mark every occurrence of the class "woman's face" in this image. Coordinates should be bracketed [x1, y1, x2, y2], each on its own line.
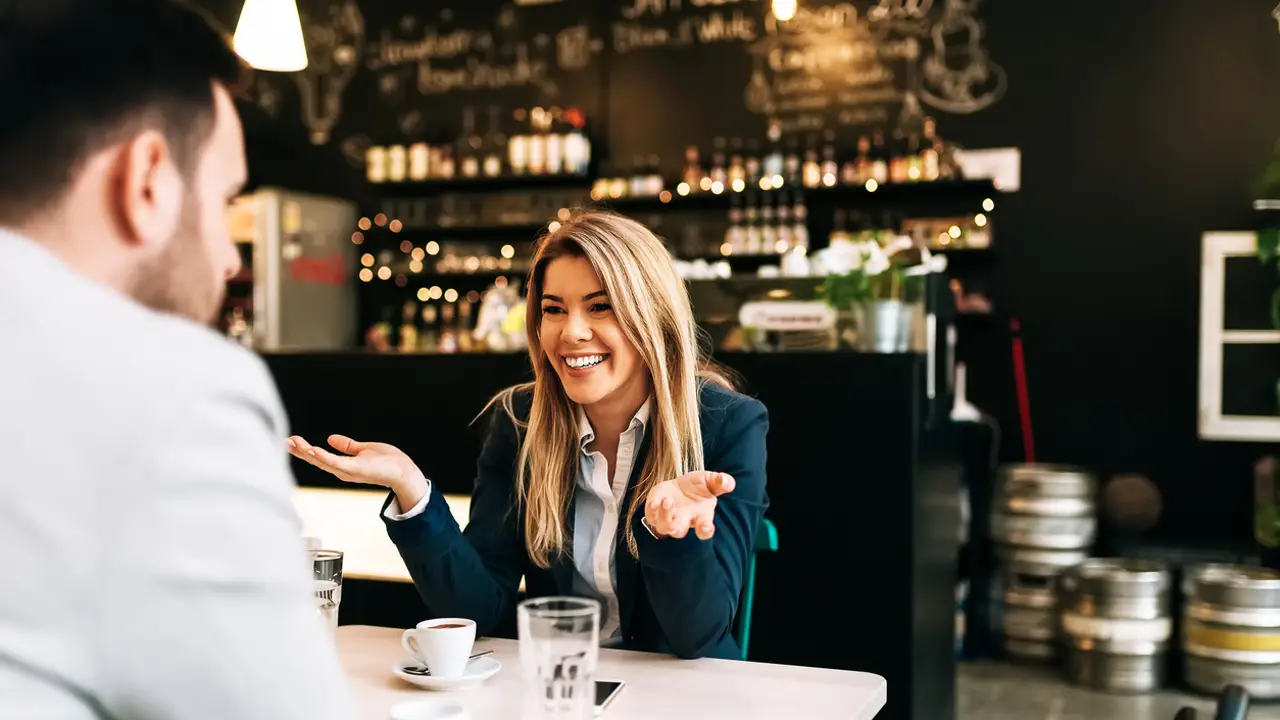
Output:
[539, 256, 648, 415]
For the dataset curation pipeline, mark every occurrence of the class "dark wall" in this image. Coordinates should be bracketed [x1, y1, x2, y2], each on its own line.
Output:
[944, 2, 1280, 544]
[205, 0, 1280, 544]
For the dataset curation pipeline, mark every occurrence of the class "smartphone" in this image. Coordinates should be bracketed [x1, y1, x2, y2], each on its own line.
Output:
[593, 679, 626, 715]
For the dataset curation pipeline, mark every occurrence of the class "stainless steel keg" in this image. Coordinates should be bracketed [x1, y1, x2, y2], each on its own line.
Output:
[1183, 564, 1280, 699]
[991, 464, 1097, 550]
[1059, 558, 1172, 692]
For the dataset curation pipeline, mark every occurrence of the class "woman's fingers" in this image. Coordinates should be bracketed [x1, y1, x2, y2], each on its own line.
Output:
[327, 434, 366, 454]
[309, 446, 362, 476]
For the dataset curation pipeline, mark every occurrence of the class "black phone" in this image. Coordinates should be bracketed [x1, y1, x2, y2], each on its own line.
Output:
[594, 679, 626, 715]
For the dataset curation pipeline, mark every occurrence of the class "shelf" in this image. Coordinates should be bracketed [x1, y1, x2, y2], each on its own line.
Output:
[597, 179, 998, 214]
[1222, 330, 1280, 344]
[389, 224, 550, 239]
[374, 173, 592, 197]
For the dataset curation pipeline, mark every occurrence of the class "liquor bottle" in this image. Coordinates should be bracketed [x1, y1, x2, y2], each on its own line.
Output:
[724, 195, 745, 255]
[527, 107, 547, 176]
[545, 107, 564, 176]
[709, 137, 728, 190]
[801, 148, 821, 189]
[509, 108, 530, 175]
[888, 128, 908, 184]
[436, 145, 456, 180]
[644, 154, 664, 196]
[854, 136, 871, 184]
[760, 197, 778, 254]
[783, 136, 802, 187]
[439, 302, 459, 354]
[427, 131, 444, 179]
[483, 105, 505, 177]
[409, 139, 430, 181]
[419, 304, 439, 352]
[775, 193, 793, 253]
[563, 107, 591, 176]
[629, 155, 648, 196]
[840, 145, 859, 186]
[459, 107, 482, 178]
[792, 194, 810, 251]
[821, 145, 838, 187]
[457, 299, 474, 352]
[399, 300, 419, 353]
[743, 195, 762, 254]
[870, 130, 889, 184]
[764, 120, 785, 182]
[683, 145, 703, 192]
[366, 307, 394, 352]
[366, 145, 388, 183]
[905, 125, 924, 183]
[920, 117, 940, 182]
[387, 144, 408, 183]
[727, 138, 746, 191]
[745, 138, 762, 188]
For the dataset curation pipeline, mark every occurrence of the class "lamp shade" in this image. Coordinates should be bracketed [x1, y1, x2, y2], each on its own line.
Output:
[233, 0, 308, 72]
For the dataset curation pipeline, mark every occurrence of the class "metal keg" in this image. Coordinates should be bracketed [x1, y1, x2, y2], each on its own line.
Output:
[991, 464, 1097, 550]
[999, 547, 1089, 660]
[1059, 558, 1172, 692]
[1183, 564, 1280, 699]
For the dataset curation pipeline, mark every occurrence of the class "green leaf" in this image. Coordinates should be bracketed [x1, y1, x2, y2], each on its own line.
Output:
[1270, 287, 1280, 330]
[1260, 227, 1280, 264]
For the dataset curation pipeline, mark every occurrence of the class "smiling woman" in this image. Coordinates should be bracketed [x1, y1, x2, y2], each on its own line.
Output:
[288, 210, 770, 660]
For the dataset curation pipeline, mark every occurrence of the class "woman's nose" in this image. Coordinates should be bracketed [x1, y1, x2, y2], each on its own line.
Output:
[561, 310, 592, 342]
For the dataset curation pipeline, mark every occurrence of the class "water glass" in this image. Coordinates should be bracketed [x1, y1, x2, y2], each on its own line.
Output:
[312, 549, 343, 632]
[517, 597, 600, 720]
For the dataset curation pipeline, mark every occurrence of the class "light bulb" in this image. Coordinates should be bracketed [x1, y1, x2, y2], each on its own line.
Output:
[772, 0, 797, 22]
[233, 0, 308, 72]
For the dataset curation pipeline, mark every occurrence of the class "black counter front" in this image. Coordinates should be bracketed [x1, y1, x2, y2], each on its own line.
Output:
[265, 350, 961, 720]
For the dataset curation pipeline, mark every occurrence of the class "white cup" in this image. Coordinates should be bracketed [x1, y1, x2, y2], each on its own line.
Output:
[389, 699, 469, 720]
[401, 618, 477, 679]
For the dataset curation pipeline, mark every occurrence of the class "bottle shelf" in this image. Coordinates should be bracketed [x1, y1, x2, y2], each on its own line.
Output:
[595, 179, 997, 213]
[374, 173, 592, 197]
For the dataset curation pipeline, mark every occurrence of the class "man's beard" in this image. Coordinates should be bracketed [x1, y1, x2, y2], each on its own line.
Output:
[129, 195, 224, 325]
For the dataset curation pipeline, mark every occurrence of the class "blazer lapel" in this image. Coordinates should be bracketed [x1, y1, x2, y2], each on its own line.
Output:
[613, 425, 652, 638]
[551, 475, 578, 594]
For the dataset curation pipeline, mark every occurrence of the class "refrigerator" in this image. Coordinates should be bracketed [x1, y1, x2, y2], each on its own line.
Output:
[224, 187, 358, 351]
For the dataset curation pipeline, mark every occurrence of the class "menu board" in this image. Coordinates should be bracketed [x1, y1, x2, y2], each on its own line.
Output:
[239, 0, 1006, 179]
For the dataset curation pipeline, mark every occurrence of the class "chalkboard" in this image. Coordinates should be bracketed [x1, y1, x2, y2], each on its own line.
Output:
[235, 0, 1005, 190]
[245, 0, 607, 173]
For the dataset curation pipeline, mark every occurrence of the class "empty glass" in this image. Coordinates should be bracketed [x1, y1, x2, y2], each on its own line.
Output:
[311, 549, 343, 632]
[517, 597, 600, 720]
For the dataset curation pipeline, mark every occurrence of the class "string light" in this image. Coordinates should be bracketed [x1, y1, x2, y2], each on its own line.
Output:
[771, 0, 797, 22]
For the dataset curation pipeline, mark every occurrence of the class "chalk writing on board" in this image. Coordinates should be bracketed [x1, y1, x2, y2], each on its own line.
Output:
[294, 0, 366, 145]
[612, 9, 759, 54]
[917, 0, 1004, 113]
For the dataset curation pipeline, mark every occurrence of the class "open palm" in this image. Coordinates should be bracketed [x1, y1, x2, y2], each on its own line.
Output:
[287, 434, 421, 490]
[644, 471, 737, 540]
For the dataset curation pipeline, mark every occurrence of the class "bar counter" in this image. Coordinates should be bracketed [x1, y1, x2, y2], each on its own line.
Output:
[266, 350, 961, 720]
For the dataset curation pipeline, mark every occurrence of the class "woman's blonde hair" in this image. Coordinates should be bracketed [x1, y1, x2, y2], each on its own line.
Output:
[488, 210, 734, 568]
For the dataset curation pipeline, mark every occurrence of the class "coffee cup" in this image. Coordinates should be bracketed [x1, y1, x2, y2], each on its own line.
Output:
[401, 618, 477, 679]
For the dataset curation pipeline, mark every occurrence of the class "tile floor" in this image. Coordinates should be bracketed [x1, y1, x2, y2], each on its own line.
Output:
[958, 661, 1280, 720]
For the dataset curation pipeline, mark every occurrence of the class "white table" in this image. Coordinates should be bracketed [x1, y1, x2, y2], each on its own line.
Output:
[336, 626, 885, 720]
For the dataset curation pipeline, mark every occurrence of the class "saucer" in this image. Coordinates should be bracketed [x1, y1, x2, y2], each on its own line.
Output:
[393, 656, 502, 691]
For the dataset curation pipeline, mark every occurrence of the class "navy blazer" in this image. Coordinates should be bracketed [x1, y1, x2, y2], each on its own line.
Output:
[381, 381, 769, 660]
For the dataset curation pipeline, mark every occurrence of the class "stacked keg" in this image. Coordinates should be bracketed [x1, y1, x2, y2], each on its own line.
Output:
[1059, 559, 1172, 692]
[990, 464, 1097, 660]
[1182, 564, 1280, 698]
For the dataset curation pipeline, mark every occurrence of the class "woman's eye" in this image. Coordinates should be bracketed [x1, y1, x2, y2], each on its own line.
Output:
[590, 303, 612, 314]
[542, 305, 565, 315]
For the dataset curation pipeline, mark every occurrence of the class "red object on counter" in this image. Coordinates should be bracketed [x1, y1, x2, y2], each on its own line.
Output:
[1011, 318, 1036, 463]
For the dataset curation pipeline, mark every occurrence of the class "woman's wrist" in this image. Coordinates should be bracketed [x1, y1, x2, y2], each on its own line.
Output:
[391, 469, 430, 511]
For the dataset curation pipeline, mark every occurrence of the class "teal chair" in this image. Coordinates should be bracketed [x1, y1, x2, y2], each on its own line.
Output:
[733, 517, 778, 660]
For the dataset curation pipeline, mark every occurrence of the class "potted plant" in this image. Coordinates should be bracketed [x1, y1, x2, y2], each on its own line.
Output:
[817, 234, 938, 352]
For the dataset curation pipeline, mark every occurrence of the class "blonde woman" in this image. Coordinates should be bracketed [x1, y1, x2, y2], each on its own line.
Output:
[288, 211, 769, 660]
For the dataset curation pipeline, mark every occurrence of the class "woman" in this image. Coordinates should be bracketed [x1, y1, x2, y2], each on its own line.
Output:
[288, 211, 769, 660]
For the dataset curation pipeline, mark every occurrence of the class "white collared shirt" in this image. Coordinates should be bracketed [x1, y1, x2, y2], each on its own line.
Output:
[385, 398, 652, 646]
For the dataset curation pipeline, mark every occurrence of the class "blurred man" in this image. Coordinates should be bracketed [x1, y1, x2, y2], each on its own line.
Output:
[0, 1, 355, 718]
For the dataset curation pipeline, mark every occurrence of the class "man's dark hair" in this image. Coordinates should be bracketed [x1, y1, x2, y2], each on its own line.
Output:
[0, 0, 248, 224]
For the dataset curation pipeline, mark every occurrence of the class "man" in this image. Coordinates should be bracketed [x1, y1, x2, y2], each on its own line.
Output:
[0, 1, 355, 718]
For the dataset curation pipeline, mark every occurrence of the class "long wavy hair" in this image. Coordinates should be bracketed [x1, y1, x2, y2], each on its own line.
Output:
[488, 210, 734, 568]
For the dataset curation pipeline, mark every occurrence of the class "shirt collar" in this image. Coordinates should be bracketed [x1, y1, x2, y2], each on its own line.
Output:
[578, 397, 652, 449]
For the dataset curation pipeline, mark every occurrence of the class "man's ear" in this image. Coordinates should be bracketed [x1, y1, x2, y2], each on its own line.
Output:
[114, 130, 183, 249]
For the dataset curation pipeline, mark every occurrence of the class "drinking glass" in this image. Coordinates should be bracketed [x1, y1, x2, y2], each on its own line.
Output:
[517, 597, 600, 720]
[312, 549, 343, 632]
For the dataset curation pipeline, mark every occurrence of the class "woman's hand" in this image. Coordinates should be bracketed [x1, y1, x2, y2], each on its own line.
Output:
[644, 471, 736, 540]
[287, 435, 428, 505]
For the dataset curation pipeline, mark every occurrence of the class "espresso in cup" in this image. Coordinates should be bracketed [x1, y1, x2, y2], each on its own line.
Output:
[401, 618, 477, 679]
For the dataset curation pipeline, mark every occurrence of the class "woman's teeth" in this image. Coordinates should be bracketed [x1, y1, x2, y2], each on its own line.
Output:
[565, 354, 607, 369]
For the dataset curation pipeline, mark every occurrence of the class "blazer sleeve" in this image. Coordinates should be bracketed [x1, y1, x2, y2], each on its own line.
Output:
[381, 407, 526, 637]
[631, 396, 769, 659]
